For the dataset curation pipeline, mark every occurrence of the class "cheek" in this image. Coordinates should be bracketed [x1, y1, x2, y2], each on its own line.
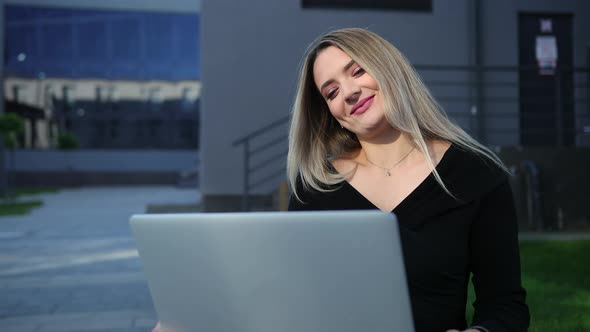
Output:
[375, 96, 385, 115]
[367, 77, 379, 90]
[360, 72, 379, 90]
[327, 103, 345, 118]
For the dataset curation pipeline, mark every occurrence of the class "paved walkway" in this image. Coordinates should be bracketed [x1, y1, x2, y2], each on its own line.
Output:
[0, 187, 200, 332]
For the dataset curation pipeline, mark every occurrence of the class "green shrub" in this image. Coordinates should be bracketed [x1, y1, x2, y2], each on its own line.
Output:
[0, 200, 43, 216]
[0, 113, 24, 148]
[57, 133, 80, 149]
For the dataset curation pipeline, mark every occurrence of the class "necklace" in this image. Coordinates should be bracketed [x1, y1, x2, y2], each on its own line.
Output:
[365, 146, 415, 176]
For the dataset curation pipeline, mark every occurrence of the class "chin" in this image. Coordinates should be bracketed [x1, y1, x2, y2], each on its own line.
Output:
[362, 121, 395, 138]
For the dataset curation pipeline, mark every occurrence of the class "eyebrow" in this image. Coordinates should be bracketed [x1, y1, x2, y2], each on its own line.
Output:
[319, 59, 357, 93]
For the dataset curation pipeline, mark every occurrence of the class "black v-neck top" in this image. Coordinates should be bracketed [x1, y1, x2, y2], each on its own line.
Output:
[289, 145, 530, 332]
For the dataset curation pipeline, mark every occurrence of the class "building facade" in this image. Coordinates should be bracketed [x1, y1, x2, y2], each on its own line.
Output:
[200, 0, 590, 210]
[0, 1, 201, 188]
[4, 77, 200, 149]
[2, 4, 201, 149]
[1, 0, 589, 208]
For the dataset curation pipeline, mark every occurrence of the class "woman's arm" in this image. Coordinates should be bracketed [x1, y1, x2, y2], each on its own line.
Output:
[468, 180, 530, 332]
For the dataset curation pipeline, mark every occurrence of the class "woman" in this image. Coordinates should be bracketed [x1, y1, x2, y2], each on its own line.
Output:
[287, 28, 529, 332]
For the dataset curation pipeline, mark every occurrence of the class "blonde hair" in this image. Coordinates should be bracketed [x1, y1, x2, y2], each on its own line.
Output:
[287, 28, 506, 201]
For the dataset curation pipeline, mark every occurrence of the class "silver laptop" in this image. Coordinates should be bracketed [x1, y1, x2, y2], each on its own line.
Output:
[130, 211, 414, 332]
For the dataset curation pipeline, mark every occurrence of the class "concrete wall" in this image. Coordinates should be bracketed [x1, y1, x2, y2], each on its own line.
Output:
[481, 0, 587, 66]
[200, 0, 590, 210]
[10, 150, 198, 171]
[200, 0, 472, 200]
[480, 0, 590, 145]
[4, 149, 199, 187]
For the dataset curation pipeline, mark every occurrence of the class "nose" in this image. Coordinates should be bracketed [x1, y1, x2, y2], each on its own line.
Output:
[343, 80, 361, 104]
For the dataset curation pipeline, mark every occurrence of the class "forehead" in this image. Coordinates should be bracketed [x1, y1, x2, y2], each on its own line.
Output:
[312, 46, 353, 88]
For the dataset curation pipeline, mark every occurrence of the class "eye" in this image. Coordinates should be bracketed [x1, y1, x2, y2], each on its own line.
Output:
[326, 88, 339, 100]
[352, 66, 365, 77]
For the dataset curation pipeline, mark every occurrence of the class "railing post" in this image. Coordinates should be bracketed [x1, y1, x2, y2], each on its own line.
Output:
[554, 69, 564, 147]
[475, 66, 486, 144]
[473, 0, 486, 145]
[241, 139, 250, 211]
[0, 136, 6, 201]
[232, 116, 290, 212]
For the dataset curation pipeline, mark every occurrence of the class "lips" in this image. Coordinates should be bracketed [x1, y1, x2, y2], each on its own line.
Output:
[350, 95, 375, 115]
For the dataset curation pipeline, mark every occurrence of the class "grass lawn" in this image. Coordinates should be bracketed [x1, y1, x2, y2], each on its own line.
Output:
[0, 200, 43, 216]
[11, 187, 59, 197]
[467, 240, 590, 332]
[0, 187, 58, 216]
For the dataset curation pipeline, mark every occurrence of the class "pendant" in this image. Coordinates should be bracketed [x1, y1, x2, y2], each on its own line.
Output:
[386, 170, 391, 176]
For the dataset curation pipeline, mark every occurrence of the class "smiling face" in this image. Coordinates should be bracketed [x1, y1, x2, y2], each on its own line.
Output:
[312, 46, 390, 139]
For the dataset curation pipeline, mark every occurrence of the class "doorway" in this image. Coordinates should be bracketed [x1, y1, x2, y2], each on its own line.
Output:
[518, 13, 574, 146]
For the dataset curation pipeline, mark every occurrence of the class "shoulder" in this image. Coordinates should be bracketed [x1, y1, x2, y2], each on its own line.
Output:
[430, 140, 452, 164]
[288, 174, 315, 211]
[288, 172, 360, 211]
[440, 143, 510, 202]
[288, 173, 332, 211]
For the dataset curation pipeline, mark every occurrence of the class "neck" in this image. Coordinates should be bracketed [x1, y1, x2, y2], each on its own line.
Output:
[358, 130, 416, 168]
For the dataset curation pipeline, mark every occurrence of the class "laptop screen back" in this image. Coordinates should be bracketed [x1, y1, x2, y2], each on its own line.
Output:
[130, 211, 414, 332]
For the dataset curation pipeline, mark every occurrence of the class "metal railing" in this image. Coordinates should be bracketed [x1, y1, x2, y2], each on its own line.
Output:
[232, 116, 290, 211]
[232, 65, 590, 210]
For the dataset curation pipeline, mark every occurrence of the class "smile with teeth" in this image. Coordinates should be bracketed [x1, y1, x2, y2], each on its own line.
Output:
[350, 95, 375, 115]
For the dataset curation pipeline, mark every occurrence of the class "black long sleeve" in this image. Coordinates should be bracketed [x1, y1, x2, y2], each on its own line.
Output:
[288, 144, 529, 332]
[469, 180, 530, 332]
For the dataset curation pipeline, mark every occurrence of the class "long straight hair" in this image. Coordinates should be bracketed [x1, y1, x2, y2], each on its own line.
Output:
[287, 28, 507, 200]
